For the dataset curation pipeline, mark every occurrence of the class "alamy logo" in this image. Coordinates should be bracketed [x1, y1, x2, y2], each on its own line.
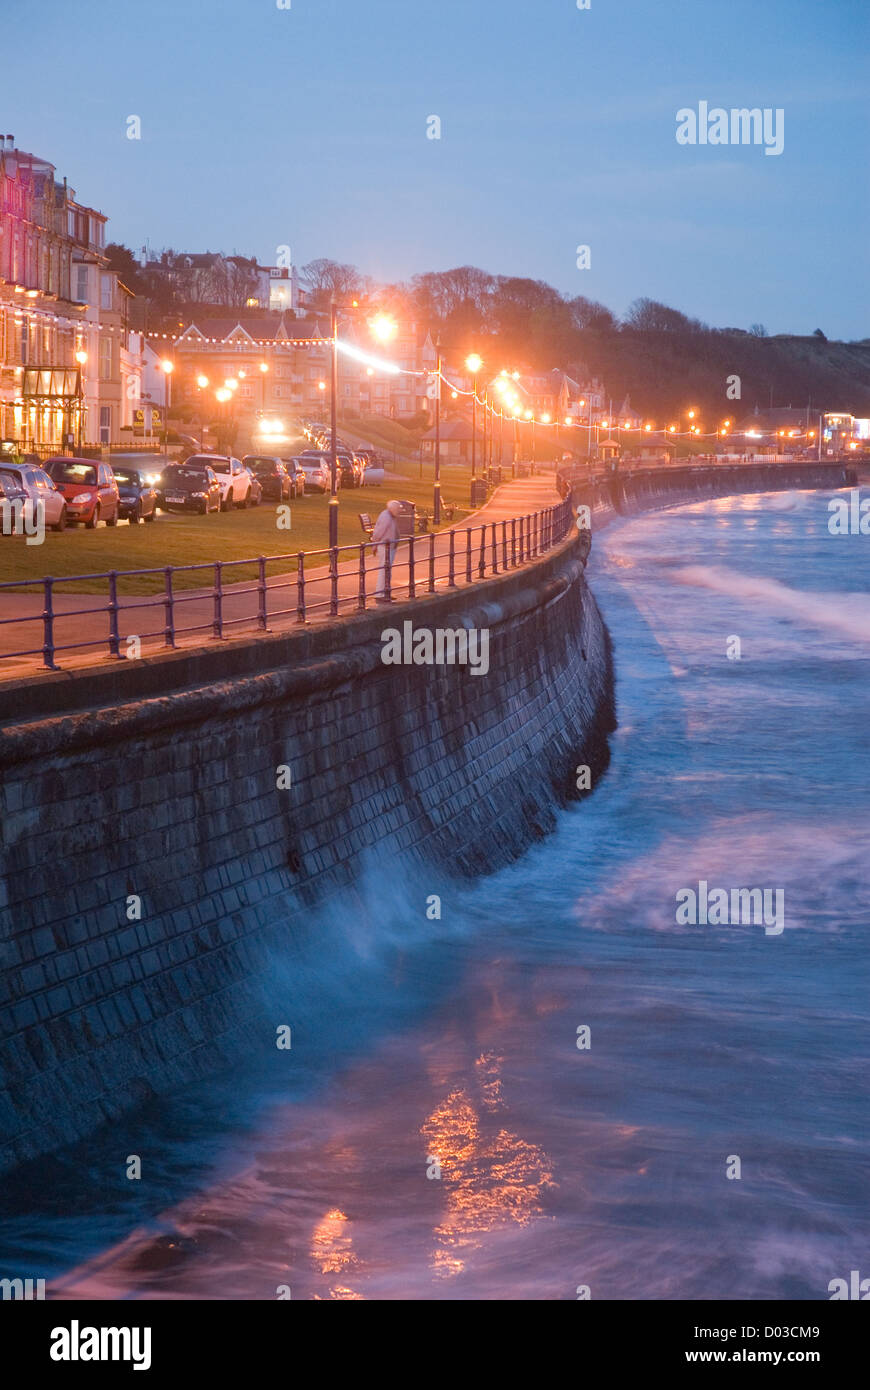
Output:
[676, 103, 784, 156]
[50, 1320, 152, 1371]
[828, 1270, 870, 1299]
[828, 490, 870, 535]
[381, 620, 490, 676]
[675, 880, 785, 935]
[1, 1276, 45, 1299]
[0, 497, 45, 545]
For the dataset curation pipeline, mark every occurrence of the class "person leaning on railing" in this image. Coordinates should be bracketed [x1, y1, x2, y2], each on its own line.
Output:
[372, 500, 403, 603]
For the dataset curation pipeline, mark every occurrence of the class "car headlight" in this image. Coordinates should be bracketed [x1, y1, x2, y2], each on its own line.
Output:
[192, 491, 207, 498]
[75, 492, 94, 503]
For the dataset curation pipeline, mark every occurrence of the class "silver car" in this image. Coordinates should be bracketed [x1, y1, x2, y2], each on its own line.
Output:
[0, 463, 68, 531]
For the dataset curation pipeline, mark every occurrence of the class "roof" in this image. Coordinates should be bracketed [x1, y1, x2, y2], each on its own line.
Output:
[174, 315, 323, 346]
[422, 419, 473, 441]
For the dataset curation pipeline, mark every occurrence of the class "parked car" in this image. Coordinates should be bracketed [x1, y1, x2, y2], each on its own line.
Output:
[243, 466, 263, 506]
[111, 466, 158, 524]
[299, 450, 344, 489]
[0, 471, 43, 535]
[157, 462, 221, 514]
[185, 453, 251, 510]
[282, 458, 306, 497]
[242, 455, 295, 502]
[0, 464, 69, 532]
[296, 456, 332, 493]
[45, 457, 120, 528]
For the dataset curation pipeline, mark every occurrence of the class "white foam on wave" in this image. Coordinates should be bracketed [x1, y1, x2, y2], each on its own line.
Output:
[671, 564, 870, 645]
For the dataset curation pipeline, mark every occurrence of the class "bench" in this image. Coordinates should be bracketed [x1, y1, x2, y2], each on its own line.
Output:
[358, 512, 373, 539]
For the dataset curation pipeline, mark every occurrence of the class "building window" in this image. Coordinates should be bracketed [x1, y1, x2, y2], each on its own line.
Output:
[76, 265, 88, 302]
[100, 275, 113, 310]
[99, 405, 111, 443]
[99, 337, 112, 379]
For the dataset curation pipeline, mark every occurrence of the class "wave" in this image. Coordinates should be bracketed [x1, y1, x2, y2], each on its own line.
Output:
[671, 565, 870, 645]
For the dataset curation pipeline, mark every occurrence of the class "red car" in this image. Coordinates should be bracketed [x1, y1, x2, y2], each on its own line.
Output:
[45, 457, 120, 528]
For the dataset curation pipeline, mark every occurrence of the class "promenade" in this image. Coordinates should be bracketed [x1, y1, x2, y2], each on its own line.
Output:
[0, 475, 565, 680]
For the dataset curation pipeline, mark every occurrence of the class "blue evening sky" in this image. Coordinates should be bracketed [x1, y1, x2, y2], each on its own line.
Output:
[5, 0, 868, 336]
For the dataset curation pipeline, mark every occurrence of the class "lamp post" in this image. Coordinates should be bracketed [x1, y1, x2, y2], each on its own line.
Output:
[215, 386, 231, 454]
[160, 359, 174, 462]
[433, 341, 442, 524]
[466, 353, 482, 480]
[327, 305, 397, 547]
[196, 375, 209, 449]
[74, 349, 87, 450]
[259, 361, 269, 433]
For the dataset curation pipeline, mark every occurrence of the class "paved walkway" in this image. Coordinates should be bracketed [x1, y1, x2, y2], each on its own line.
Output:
[0, 474, 565, 680]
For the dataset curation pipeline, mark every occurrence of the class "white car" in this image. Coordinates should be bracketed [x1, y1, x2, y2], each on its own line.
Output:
[184, 454, 251, 510]
[0, 463, 68, 530]
[296, 457, 331, 493]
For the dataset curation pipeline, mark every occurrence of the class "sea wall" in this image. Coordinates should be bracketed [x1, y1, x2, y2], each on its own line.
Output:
[0, 529, 613, 1173]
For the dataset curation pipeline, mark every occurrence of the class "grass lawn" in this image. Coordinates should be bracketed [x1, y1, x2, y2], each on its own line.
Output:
[0, 462, 480, 594]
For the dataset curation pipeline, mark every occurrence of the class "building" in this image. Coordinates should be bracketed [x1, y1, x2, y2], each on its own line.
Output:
[421, 418, 473, 461]
[139, 250, 300, 314]
[0, 133, 135, 451]
[486, 368, 607, 425]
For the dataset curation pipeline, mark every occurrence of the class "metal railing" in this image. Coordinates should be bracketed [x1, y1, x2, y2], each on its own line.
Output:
[0, 498, 574, 670]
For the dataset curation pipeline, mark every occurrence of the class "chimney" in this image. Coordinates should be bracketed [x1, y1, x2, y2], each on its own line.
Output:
[6, 136, 14, 150]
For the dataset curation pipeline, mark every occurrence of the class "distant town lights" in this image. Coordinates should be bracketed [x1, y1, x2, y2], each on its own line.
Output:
[160, 359, 174, 374]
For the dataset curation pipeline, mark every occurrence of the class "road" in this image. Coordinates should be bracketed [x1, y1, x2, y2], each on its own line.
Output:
[0, 475, 565, 680]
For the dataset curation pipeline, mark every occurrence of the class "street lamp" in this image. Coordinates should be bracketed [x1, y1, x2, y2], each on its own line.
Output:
[159, 360, 174, 461]
[196, 374, 209, 449]
[371, 314, 398, 344]
[74, 349, 87, 449]
[466, 353, 483, 480]
[259, 361, 269, 428]
[433, 341, 442, 524]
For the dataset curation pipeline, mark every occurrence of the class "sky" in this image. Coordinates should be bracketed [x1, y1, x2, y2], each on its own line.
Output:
[4, 0, 869, 338]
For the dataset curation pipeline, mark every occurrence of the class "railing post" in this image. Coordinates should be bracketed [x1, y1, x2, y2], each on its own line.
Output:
[164, 567, 175, 647]
[358, 542, 367, 610]
[428, 533, 436, 593]
[448, 528, 456, 587]
[329, 545, 339, 616]
[502, 519, 507, 569]
[107, 571, 121, 658]
[385, 541, 393, 600]
[42, 576, 57, 670]
[491, 521, 498, 573]
[213, 561, 223, 639]
[408, 534, 416, 599]
[465, 528, 472, 583]
[257, 556, 268, 630]
[511, 517, 516, 567]
[478, 525, 486, 578]
[296, 552, 306, 623]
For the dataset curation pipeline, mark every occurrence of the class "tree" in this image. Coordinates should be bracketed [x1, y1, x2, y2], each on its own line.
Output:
[749, 323, 768, 338]
[105, 243, 145, 295]
[569, 295, 617, 333]
[813, 328, 828, 342]
[624, 298, 705, 333]
[300, 259, 363, 308]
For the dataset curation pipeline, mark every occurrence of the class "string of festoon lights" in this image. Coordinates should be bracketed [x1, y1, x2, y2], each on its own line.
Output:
[13, 296, 828, 446]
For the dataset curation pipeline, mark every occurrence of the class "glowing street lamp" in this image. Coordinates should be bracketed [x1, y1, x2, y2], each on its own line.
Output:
[466, 353, 483, 480]
[159, 359, 174, 460]
[196, 375, 210, 448]
[74, 349, 88, 448]
[370, 313, 398, 343]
